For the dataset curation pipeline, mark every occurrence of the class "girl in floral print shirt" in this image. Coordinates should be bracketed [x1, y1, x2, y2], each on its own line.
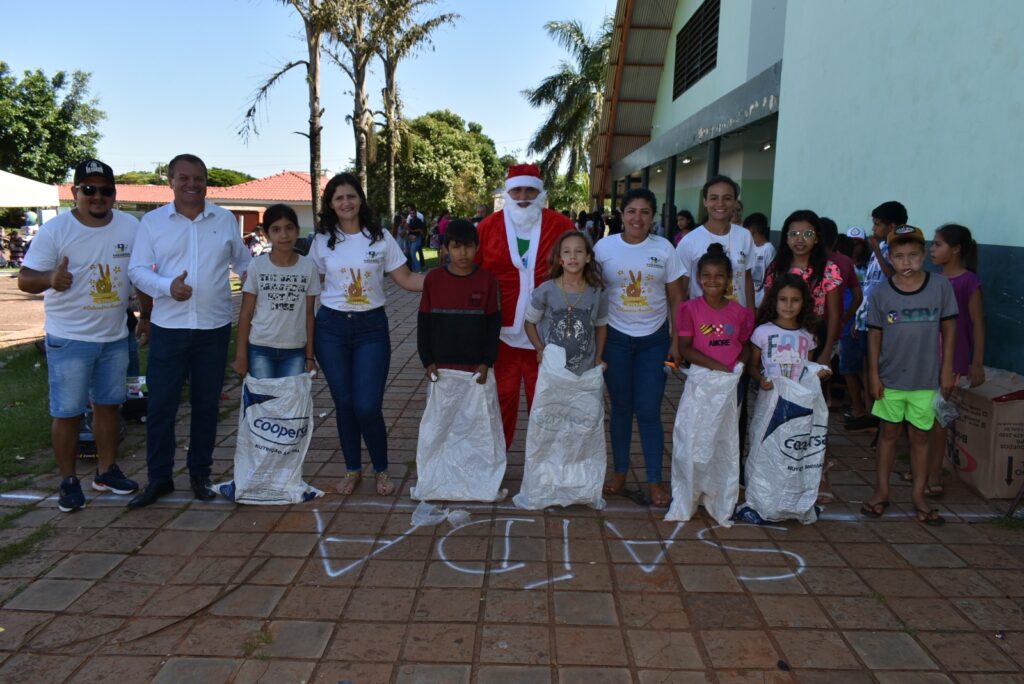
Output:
[764, 210, 841, 365]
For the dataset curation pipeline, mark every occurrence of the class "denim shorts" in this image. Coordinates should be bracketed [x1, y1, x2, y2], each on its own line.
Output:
[838, 333, 867, 375]
[45, 334, 129, 417]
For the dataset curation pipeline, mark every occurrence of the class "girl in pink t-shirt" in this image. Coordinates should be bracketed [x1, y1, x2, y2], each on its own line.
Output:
[678, 243, 754, 371]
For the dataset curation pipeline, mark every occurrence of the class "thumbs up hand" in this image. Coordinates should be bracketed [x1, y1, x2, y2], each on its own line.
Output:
[170, 270, 193, 301]
[51, 257, 73, 291]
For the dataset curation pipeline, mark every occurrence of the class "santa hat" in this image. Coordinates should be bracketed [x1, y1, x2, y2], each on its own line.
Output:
[504, 163, 544, 192]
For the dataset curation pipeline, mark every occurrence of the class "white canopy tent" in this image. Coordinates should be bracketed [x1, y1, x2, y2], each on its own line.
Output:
[0, 170, 59, 208]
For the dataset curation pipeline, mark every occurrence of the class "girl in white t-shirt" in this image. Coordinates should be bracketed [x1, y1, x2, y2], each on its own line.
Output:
[309, 173, 424, 496]
[233, 204, 320, 380]
[595, 188, 685, 507]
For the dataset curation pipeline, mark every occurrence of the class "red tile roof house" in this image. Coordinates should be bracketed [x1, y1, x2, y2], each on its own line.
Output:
[59, 171, 329, 237]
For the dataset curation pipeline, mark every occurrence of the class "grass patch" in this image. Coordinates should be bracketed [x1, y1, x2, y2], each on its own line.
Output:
[0, 522, 55, 567]
[241, 627, 273, 657]
[0, 344, 52, 478]
[987, 516, 1024, 531]
[0, 503, 37, 529]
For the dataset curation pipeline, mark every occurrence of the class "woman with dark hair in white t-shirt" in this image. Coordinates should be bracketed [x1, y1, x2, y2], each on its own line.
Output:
[594, 188, 685, 507]
[309, 173, 424, 497]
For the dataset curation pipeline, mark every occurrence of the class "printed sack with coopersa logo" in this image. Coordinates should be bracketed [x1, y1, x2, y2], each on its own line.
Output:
[513, 345, 607, 510]
[216, 373, 323, 505]
[741, 363, 829, 524]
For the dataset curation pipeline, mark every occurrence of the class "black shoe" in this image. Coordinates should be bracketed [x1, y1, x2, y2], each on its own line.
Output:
[127, 480, 174, 510]
[190, 476, 216, 501]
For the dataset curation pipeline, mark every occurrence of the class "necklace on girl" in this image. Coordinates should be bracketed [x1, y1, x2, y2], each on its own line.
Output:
[557, 276, 586, 337]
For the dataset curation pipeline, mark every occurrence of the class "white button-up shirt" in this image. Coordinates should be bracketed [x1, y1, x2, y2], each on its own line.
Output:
[129, 201, 251, 330]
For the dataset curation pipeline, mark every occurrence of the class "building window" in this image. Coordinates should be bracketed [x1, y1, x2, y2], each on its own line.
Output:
[672, 0, 720, 99]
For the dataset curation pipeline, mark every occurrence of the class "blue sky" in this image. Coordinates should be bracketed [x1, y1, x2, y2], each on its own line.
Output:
[4, 0, 613, 178]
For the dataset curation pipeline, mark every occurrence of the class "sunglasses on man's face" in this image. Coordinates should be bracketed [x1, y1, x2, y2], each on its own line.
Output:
[77, 184, 115, 197]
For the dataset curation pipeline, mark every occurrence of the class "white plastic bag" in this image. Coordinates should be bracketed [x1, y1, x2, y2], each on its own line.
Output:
[216, 372, 323, 505]
[933, 392, 958, 428]
[513, 346, 607, 510]
[742, 364, 829, 524]
[666, 364, 744, 527]
[411, 369, 507, 502]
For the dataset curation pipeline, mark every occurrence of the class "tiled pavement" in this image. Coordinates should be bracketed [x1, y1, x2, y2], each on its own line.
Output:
[1, 282, 1022, 683]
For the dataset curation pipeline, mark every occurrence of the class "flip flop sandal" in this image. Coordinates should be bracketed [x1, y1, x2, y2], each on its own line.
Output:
[899, 471, 914, 483]
[916, 508, 945, 526]
[603, 473, 627, 497]
[648, 484, 672, 508]
[375, 472, 395, 496]
[925, 483, 945, 497]
[860, 500, 890, 518]
[336, 471, 361, 496]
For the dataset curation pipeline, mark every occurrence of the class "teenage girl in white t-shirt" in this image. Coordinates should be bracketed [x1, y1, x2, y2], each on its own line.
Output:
[309, 173, 424, 496]
[595, 188, 685, 507]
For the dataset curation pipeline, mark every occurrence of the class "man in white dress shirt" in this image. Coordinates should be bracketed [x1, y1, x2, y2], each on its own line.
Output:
[127, 154, 251, 508]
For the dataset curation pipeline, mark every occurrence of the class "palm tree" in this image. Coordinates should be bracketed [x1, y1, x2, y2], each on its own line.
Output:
[523, 16, 613, 186]
[239, 0, 342, 220]
[375, 0, 459, 221]
[325, 0, 380, 191]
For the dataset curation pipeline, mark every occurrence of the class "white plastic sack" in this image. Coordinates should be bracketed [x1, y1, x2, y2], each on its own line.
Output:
[666, 363, 744, 527]
[411, 369, 506, 502]
[742, 364, 829, 524]
[216, 373, 323, 505]
[513, 346, 607, 510]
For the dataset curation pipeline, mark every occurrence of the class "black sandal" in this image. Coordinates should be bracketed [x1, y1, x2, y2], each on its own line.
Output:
[916, 508, 945, 526]
[860, 500, 890, 518]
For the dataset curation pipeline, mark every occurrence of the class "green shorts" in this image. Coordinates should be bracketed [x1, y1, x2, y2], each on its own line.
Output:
[872, 388, 937, 431]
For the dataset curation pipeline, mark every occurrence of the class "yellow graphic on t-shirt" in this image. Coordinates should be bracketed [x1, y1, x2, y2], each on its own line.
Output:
[89, 263, 121, 305]
[345, 267, 371, 306]
[619, 269, 648, 307]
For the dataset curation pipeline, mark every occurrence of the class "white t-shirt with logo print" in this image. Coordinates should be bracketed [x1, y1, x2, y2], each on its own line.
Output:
[676, 224, 755, 307]
[595, 234, 684, 336]
[23, 209, 139, 343]
[308, 229, 406, 312]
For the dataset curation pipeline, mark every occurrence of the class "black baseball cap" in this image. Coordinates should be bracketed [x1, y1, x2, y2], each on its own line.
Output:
[73, 159, 115, 185]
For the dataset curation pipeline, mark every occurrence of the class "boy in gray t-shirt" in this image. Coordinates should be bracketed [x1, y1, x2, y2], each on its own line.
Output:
[862, 225, 957, 526]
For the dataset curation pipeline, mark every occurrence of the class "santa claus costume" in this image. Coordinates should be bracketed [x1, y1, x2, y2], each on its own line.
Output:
[476, 164, 573, 448]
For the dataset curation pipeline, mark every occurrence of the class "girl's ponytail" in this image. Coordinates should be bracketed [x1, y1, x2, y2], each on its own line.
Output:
[936, 223, 978, 273]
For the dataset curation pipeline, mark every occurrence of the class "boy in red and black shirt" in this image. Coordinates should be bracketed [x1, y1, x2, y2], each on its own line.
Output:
[418, 219, 501, 383]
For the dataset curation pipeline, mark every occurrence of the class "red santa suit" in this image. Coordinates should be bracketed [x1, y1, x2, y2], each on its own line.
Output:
[476, 165, 573, 448]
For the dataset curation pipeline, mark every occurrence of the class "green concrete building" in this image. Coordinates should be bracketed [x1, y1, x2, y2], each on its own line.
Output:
[592, 0, 1023, 372]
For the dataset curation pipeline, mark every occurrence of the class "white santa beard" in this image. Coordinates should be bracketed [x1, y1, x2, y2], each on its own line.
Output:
[502, 190, 545, 238]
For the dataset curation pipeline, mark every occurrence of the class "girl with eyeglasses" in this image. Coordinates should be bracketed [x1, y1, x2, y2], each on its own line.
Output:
[763, 210, 842, 365]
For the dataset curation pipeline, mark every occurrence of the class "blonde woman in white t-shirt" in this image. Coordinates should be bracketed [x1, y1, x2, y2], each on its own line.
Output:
[309, 173, 424, 496]
[594, 188, 685, 507]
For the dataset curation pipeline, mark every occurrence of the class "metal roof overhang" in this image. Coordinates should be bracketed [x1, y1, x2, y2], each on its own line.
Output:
[611, 60, 781, 180]
[590, 0, 676, 203]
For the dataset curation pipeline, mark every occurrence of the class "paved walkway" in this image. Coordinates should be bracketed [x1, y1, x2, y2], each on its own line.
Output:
[1, 281, 1022, 683]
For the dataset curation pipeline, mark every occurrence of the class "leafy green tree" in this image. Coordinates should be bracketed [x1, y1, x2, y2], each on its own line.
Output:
[207, 168, 255, 187]
[0, 61, 105, 184]
[522, 17, 612, 187]
[375, 0, 459, 222]
[366, 110, 504, 219]
[547, 173, 590, 214]
[115, 171, 163, 185]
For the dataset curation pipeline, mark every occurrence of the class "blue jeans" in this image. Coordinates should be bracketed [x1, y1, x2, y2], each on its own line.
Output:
[408, 235, 423, 273]
[249, 344, 305, 379]
[603, 323, 670, 483]
[315, 306, 391, 473]
[146, 323, 230, 483]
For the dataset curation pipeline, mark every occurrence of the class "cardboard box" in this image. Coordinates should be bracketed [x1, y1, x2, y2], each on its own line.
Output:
[945, 368, 1024, 499]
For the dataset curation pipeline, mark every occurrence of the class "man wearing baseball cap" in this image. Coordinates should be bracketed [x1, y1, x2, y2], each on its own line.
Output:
[19, 159, 151, 511]
[475, 163, 573, 448]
